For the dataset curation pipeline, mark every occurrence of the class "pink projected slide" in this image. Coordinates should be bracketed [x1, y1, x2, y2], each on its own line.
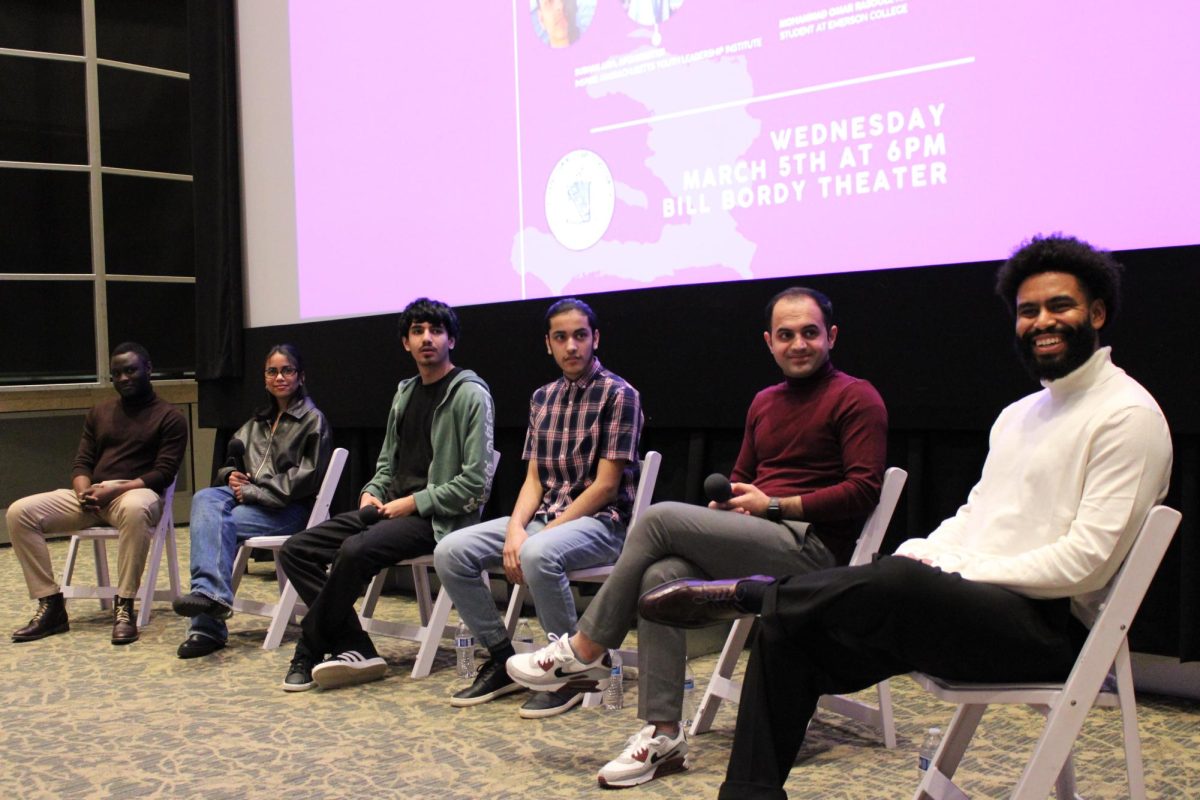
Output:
[288, 1, 1200, 320]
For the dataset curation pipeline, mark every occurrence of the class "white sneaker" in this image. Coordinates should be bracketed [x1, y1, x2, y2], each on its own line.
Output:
[506, 633, 610, 691]
[311, 650, 388, 690]
[597, 725, 690, 788]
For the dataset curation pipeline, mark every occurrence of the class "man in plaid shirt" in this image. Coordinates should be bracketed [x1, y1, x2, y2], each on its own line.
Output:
[434, 297, 643, 718]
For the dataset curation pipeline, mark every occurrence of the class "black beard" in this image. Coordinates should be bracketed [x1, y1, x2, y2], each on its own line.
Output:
[117, 379, 153, 402]
[1016, 320, 1098, 381]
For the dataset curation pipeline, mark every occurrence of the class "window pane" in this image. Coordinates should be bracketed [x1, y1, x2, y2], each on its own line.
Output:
[107, 282, 195, 379]
[95, 0, 188, 73]
[102, 174, 194, 277]
[98, 65, 191, 174]
[0, 168, 91, 274]
[0, 0, 83, 55]
[0, 56, 87, 164]
[0, 280, 96, 385]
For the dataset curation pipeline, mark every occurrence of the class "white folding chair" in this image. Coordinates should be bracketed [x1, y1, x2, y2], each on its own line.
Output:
[60, 478, 180, 628]
[357, 449, 504, 678]
[228, 446, 348, 649]
[689, 466, 908, 745]
[359, 451, 661, 681]
[911, 505, 1181, 800]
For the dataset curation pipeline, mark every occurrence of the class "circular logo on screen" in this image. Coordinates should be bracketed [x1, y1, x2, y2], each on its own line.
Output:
[545, 149, 614, 251]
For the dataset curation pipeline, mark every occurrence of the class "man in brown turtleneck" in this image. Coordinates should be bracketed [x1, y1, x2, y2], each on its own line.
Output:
[7, 342, 188, 645]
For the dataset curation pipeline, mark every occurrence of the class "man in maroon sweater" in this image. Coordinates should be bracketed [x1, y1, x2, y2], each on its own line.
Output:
[505, 287, 888, 788]
[8, 342, 188, 645]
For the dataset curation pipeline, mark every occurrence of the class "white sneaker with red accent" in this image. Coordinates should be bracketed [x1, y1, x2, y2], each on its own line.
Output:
[597, 725, 690, 788]
[505, 633, 610, 691]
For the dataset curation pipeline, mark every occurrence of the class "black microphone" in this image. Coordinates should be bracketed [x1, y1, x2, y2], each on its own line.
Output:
[224, 439, 246, 474]
[358, 505, 381, 525]
[704, 472, 733, 504]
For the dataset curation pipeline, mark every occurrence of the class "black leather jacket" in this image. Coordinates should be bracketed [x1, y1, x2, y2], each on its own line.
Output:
[215, 395, 333, 509]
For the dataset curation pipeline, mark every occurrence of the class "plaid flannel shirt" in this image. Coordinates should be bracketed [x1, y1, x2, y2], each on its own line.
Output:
[522, 357, 643, 524]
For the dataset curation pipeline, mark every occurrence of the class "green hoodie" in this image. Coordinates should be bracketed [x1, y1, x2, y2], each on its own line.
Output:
[361, 369, 495, 540]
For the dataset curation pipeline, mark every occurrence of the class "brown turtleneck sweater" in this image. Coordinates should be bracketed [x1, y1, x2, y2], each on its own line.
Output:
[71, 391, 189, 494]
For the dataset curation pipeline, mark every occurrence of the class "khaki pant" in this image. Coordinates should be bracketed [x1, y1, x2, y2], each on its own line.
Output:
[6, 483, 163, 600]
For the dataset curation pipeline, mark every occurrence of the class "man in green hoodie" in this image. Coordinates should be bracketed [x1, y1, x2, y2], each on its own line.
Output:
[277, 298, 495, 692]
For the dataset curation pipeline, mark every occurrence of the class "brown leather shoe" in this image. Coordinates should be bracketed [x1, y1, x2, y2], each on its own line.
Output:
[12, 593, 70, 642]
[111, 596, 138, 645]
[637, 576, 774, 629]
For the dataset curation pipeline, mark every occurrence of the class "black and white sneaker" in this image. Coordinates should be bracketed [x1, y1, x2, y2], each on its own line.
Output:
[281, 658, 316, 692]
[518, 686, 586, 719]
[450, 658, 526, 707]
[311, 650, 388, 690]
[506, 633, 610, 691]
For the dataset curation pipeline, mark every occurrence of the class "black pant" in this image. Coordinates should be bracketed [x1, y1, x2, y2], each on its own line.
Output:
[719, 556, 1086, 800]
[278, 510, 436, 658]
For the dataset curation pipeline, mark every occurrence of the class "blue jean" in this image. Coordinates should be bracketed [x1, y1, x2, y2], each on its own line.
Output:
[433, 514, 625, 650]
[187, 485, 310, 642]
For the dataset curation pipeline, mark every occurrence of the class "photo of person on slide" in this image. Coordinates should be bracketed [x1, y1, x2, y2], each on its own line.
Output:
[530, 0, 595, 48]
[623, 0, 685, 26]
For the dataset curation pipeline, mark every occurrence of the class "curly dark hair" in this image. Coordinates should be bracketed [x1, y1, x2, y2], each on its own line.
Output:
[397, 297, 460, 341]
[995, 234, 1124, 322]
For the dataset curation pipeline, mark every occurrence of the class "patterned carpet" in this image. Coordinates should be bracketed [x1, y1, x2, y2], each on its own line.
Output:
[1, 531, 1197, 799]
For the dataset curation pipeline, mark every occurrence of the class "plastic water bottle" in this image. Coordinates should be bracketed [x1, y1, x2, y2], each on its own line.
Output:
[917, 726, 942, 777]
[681, 660, 697, 729]
[603, 650, 624, 710]
[514, 618, 535, 653]
[454, 619, 476, 680]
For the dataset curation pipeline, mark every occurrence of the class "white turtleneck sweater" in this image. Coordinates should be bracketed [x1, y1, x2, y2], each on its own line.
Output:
[895, 347, 1172, 623]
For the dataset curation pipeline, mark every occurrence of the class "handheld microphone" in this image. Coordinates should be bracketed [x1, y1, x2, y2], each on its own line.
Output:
[358, 505, 382, 525]
[224, 439, 246, 474]
[704, 472, 733, 504]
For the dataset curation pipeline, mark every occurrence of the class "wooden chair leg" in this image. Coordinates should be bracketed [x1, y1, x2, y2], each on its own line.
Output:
[411, 587, 455, 679]
[263, 579, 301, 651]
[1114, 643, 1146, 797]
[913, 703, 985, 800]
[94, 540, 113, 611]
[690, 615, 754, 736]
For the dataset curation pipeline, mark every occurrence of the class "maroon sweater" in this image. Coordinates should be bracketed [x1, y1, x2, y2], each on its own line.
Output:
[71, 391, 189, 494]
[731, 361, 887, 564]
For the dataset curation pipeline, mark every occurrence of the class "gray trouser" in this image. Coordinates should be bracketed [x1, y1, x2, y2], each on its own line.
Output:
[576, 501, 835, 722]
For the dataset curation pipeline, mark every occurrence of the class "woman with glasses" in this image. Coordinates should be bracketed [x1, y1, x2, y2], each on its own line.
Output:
[172, 344, 333, 658]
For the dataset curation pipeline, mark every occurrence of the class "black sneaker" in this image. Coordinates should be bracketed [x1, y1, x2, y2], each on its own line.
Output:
[450, 658, 526, 707]
[518, 686, 586, 719]
[172, 592, 233, 620]
[282, 658, 316, 692]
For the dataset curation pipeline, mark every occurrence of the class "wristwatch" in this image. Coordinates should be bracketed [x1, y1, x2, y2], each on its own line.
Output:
[766, 497, 783, 522]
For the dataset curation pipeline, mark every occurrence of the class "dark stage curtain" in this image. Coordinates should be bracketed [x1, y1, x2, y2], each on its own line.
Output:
[188, 0, 243, 380]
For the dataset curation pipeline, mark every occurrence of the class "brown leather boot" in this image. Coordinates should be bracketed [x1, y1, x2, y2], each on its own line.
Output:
[111, 596, 138, 645]
[12, 592, 70, 642]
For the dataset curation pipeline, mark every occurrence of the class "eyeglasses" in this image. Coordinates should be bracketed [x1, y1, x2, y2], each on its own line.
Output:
[264, 366, 299, 378]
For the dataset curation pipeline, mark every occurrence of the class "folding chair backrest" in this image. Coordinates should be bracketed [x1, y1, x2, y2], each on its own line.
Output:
[1059, 505, 1181, 699]
[628, 450, 662, 529]
[306, 447, 349, 527]
[849, 466, 907, 567]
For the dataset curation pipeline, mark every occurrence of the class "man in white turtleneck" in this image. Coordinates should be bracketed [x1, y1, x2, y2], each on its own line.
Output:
[638, 234, 1174, 800]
